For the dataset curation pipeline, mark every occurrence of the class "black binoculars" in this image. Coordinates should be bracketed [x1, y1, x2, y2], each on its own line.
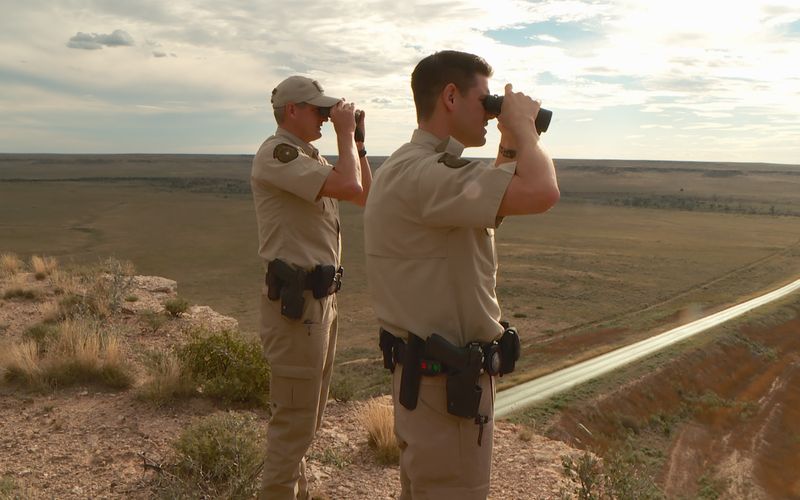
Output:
[317, 107, 365, 142]
[483, 95, 552, 135]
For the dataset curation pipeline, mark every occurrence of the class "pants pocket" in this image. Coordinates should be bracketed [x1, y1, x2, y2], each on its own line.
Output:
[270, 364, 316, 409]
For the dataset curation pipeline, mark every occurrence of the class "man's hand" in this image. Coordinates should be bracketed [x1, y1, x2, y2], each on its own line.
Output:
[330, 100, 356, 135]
[496, 84, 539, 145]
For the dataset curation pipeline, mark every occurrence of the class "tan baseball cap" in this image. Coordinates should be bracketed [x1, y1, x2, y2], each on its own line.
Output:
[270, 76, 341, 109]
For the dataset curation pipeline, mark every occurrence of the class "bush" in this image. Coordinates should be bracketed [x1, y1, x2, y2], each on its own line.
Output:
[30, 255, 58, 279]
[137, 350, 195, 405]
[359, 398, 400, 465]
[164, 297, 190, 318]
[178, 330, 270, 406]
[0, 253, 24, 277]
[560, 446, 665, 500]
[140, 310, 168, 334]
[22, 323, 60, 353]
[154, 412, 264, 499]
[2, 319, 133, 391]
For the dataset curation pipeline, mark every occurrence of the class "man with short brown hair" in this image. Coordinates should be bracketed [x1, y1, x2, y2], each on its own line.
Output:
[365, 50, 559, 498]
[252, 75, 371, 499]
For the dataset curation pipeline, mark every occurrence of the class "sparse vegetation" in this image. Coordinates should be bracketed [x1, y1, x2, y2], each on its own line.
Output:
[153, 412, 263, 499]
[359, 398, 400, 465]
[30, 255, 58, 280]
[310, 447, 351, 469]
[560, 446, 664, 500]
[164, 297, 190, 318]
[1, 318, 133, 390]
[0, 475, 20, 499]
[178, 330, 270, 406]
[137, 350, 195, 405]
[139, 310, 168, 334]
[0, 253, 24, 277]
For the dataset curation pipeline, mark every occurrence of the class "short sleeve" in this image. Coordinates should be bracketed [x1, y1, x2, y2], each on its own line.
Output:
[416, 156, 516, 228]
[252, 142, 331, 202]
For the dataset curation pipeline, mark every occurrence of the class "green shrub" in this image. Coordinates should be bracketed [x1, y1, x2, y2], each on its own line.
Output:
[164, 297, 190, 318]
[155, 412, 264, 499]
[178, 330, 270, 406]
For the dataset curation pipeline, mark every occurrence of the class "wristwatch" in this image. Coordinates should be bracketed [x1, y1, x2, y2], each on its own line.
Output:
[358, 148, 367, 158]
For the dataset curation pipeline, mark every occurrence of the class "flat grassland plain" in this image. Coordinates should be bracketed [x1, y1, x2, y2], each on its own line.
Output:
[1, 154, 798, 381]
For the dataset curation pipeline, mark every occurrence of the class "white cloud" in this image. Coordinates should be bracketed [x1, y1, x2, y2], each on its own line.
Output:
[0, 0, 798, 162]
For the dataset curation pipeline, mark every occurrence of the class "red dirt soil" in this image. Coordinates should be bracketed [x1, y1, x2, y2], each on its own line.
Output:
[546, 306, 800, 498]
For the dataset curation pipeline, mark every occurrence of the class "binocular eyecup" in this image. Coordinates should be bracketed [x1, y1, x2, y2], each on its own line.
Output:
[483, 95, 552, 135]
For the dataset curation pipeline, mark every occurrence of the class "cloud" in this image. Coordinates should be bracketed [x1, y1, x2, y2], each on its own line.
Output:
[153, 51, 167, 58]
[67, 29, 134, 50]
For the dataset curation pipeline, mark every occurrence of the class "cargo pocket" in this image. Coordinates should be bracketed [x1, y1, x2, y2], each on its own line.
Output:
[270, 364, 317, 409]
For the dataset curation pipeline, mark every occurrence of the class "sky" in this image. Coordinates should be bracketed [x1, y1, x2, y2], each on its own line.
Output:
[1, 0, 799, 164]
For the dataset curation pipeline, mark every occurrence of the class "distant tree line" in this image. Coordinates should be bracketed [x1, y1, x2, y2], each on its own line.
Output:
[562, 192, 798, 217]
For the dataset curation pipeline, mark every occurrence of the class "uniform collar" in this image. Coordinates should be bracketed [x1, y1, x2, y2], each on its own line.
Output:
[410, 129, 465, 157]
[275, 127, 320, 159]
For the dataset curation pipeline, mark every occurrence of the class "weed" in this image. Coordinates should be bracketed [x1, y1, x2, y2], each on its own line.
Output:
[178, 330, 270, 406]
[154, 412, 264, 499]
[140, 310, 168, 334]
[137, 351, 195, 405]
[696, 471, 727, 499]
[0, 253, 24, 277]
[2, 319, 133, 390]
[359, 398, 399, 465]
[164, 297, 190, 318]
[517, 425, 534, 442]
[22, 324, 59, 353]
[311, 447, 351, 469]
[30, 255, 58, 278]
[560, 443, 665, 500]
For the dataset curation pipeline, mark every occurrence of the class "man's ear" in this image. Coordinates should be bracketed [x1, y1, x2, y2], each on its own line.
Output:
[442, 83, 458, 112]
[285, 102, 297, 118]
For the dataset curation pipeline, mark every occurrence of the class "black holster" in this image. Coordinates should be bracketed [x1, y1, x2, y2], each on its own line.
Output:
[266, 259, 306, 319]
[399, 334, 425, 411]
[425, 334, 483, 419]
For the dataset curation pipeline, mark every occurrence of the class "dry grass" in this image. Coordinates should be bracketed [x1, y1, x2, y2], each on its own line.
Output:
[0, 253, 24, 277]
[137, 351, 195, 404]
[359, 398, 400, 465]
[49, 269, 82, 297]
[1, 318, 133, 390]
[30, 255, 58, 280]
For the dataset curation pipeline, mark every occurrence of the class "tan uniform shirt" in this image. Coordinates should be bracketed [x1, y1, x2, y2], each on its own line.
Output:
[251, 127, 341, 270]
[365, 129, 516, 346]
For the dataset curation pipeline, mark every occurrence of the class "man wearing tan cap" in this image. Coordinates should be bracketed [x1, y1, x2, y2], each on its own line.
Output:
[252, 75, 371, 499]
[365, 51, 559, 498]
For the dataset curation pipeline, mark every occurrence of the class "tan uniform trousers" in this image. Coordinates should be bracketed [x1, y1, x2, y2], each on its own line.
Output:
[259, 290, 338, 500]
[393, 365, 496, 500]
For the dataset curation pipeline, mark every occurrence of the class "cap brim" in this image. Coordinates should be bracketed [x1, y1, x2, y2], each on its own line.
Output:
[306, 95, 341, 107]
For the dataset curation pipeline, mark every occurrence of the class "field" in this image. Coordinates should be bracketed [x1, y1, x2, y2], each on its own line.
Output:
[1, 153, 798, 372]
[1, 153, 799, 497]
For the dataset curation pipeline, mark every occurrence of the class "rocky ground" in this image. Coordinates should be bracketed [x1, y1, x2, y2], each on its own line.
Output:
[0, 268, 581, 499]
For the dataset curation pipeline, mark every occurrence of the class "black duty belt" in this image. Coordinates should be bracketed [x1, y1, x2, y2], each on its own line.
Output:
[379, 326, 520, 445]
[266, 259, 343, 319]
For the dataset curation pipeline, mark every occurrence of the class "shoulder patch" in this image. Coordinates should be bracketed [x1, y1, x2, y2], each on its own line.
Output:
[438, 153, 470, 169]
[273, 143, 299, 163]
